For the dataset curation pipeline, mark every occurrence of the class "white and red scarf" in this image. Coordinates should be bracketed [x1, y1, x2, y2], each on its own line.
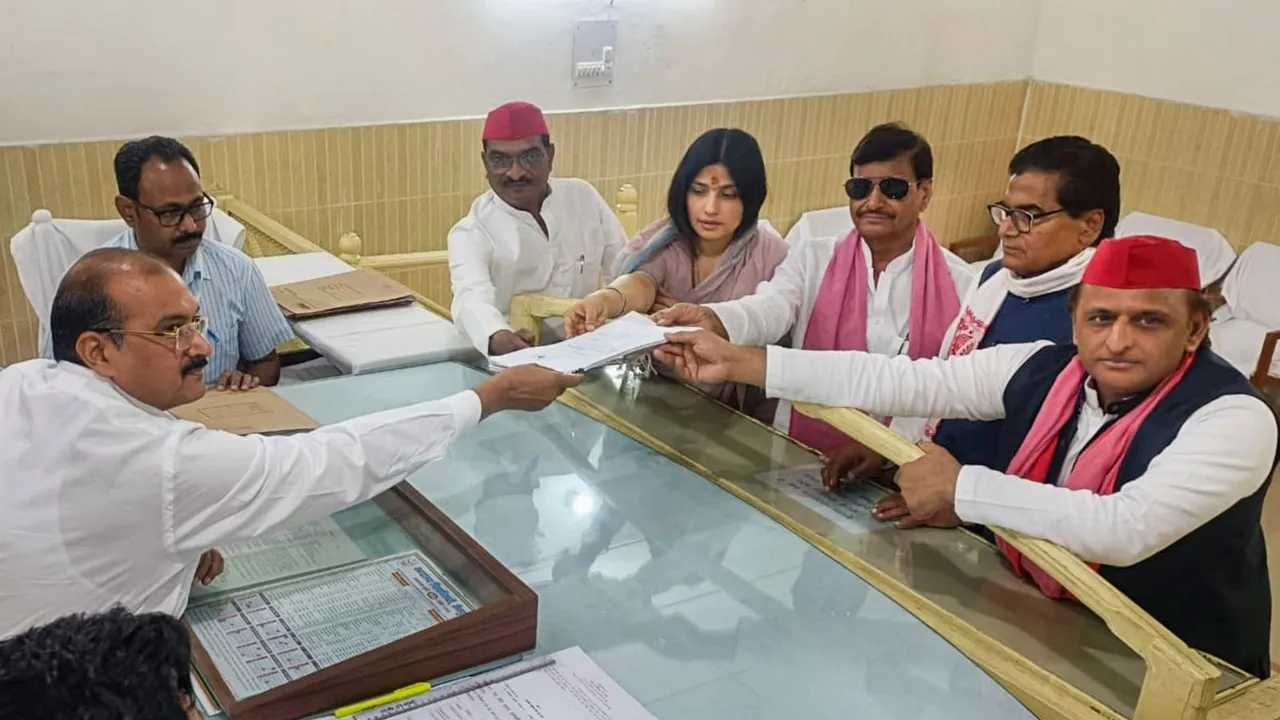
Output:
[923, 248, 1094, 438]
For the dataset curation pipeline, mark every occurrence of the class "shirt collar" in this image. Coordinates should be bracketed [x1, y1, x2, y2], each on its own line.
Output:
[1082, 377, 1149, 416]
[55, 361, 173, 420]
[858, 238, 915, 274]
[121, 229, 208, 285]
[490, 181, 555, 220]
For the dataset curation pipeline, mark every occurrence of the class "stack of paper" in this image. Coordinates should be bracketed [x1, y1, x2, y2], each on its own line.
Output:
[488, 312, 696, 374]
[384, 646, 655, 720]
[270, 268, 416, 319]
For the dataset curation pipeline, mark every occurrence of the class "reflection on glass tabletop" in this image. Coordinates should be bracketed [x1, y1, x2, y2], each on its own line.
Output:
[275, 362, 1034, 719]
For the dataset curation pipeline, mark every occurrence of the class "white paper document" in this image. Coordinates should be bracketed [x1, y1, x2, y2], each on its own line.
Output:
[187, 551, 476, 700]
[759, 465, 887, 533]
[191, 517, 368, 599]
[489, 312, 695, 374]
[393, 646, 654, 720]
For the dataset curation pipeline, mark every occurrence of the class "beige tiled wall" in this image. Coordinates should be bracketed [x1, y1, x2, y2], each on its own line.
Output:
[0, 80, 1027, 364]
[1021, 81, 1280, 252]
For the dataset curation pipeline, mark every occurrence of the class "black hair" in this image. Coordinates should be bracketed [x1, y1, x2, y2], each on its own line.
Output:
[667, 128, 768, 245]
[1009, 136, 1121, 244]
[0, 607, 195, 720]
[482, 134, 552, 151]
[850, 122, 933, 180]
[114, 136, 201, 201]
[50, 248, 169, 365]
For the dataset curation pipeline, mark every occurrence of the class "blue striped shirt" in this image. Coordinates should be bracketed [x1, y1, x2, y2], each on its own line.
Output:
[66, 232, 295, 385]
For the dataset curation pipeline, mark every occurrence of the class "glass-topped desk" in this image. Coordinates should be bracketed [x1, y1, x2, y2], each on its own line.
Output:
[275, 362, 1033, 719]
[561, 366, 1254, 718]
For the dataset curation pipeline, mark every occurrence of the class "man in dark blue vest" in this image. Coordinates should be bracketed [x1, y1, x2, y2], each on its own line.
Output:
[823, 136, 1121, 487]
[657, 235, 1279, 676]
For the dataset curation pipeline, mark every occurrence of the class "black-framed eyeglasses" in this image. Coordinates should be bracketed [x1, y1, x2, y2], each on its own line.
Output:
[135, 193, 215, 228]
[988, 203, 1068, 234]
[845, 176, 917, 202]
[92, 316, 208, 356]
[484, 146, 547, 172]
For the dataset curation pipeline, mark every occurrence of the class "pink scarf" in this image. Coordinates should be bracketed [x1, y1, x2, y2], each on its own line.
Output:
[999, 352, 1195, 599]
[789, 223, 960, 454]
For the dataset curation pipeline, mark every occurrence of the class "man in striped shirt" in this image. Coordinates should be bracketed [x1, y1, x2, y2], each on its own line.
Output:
[105, 136, 294, 389]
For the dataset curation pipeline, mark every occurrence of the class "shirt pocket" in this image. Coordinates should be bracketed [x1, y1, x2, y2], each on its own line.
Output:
[511, 233, 555, 294]
[575, 238, 605, 292]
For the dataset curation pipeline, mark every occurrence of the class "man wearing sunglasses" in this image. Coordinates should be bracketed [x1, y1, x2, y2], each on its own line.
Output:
[106, 136, 293, 390]
[825, 136, 1120, 485]
[448, 101, 628, 357]
[0, 248, 581, 637]
[657, 123, 972, 457]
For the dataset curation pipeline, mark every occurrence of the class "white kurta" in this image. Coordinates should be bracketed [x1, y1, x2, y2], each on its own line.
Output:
[704, 235, 974, 440]
[448, 177, 628, 353]
[0, 360, 482, 639]
[764, 342, 1277, 566]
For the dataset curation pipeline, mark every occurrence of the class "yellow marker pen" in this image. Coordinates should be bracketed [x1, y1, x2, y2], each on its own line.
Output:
[332, 682, 432, 718]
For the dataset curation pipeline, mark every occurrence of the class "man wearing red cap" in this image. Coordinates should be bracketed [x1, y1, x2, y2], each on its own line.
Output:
[656, 235, 1279, 676]
[448, 101, 628, 356]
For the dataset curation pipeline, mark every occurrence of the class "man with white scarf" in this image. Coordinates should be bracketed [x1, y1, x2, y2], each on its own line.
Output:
[824, 136, 1122, 486]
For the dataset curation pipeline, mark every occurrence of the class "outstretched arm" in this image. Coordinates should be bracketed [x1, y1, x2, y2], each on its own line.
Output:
[655, 331, 1048, 422]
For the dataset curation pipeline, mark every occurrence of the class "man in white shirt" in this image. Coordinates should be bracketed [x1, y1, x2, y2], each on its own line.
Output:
[448, 101, 628, 356]
[656, 235, 1278, 676]
[656, 123, 973, 449]
[0, 248, 581, 639]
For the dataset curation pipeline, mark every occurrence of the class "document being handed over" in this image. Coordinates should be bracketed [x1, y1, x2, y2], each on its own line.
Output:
[488, 312, 696, 374]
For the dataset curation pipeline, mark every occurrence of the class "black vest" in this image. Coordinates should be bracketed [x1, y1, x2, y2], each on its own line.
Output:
[994, 344, 1278, 677]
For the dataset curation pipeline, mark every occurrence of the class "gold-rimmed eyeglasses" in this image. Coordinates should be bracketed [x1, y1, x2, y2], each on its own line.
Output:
[92, 316, 208, 356]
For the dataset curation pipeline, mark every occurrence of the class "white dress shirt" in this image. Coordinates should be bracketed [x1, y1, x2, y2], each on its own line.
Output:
[0, 360, 482, 638]
[448, 177, 628, 353]
[706, 235, 973, 439]
[764, 342, 1277, 567]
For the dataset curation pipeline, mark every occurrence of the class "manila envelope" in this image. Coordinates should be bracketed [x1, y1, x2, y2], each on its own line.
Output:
[172, 388, 320, 435]
[270, 267, 415, 319]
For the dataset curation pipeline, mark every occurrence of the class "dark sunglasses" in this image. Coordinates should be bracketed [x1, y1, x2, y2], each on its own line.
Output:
[845, 176, 916, 202]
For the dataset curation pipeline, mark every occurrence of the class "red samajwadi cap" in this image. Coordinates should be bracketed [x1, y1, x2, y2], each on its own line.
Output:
[1081, 235, 1201, 290]
[482, 102, 550, 141]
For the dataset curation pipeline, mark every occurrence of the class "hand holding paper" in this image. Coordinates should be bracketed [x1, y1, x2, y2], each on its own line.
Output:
[653, 329, 767, 387]
[476, 365, 583, 417]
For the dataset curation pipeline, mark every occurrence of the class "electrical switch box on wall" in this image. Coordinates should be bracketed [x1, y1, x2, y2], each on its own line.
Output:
[572, 19, 616, 88]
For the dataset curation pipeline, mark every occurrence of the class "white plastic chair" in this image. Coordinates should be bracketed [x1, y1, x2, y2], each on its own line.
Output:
[9, 208, 246, 357]
[1115, 212, 1236, 288]
[1209, 242, 1280, 388]
[784, 207, 853, 245]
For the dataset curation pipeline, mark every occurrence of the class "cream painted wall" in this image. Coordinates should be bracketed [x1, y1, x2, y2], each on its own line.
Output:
[1031, 0, 1280, 117]
[0, 0, 1041, 145]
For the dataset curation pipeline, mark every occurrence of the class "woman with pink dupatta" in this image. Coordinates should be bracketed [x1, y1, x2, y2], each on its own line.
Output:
[563, 128, 788, 420]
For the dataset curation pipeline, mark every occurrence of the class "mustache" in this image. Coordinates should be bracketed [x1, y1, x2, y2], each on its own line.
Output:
[856, 210, 895, 219]
[173, 232, 203, 244]
[182, 356, 209, 375]
[502, 178, 531, 186]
